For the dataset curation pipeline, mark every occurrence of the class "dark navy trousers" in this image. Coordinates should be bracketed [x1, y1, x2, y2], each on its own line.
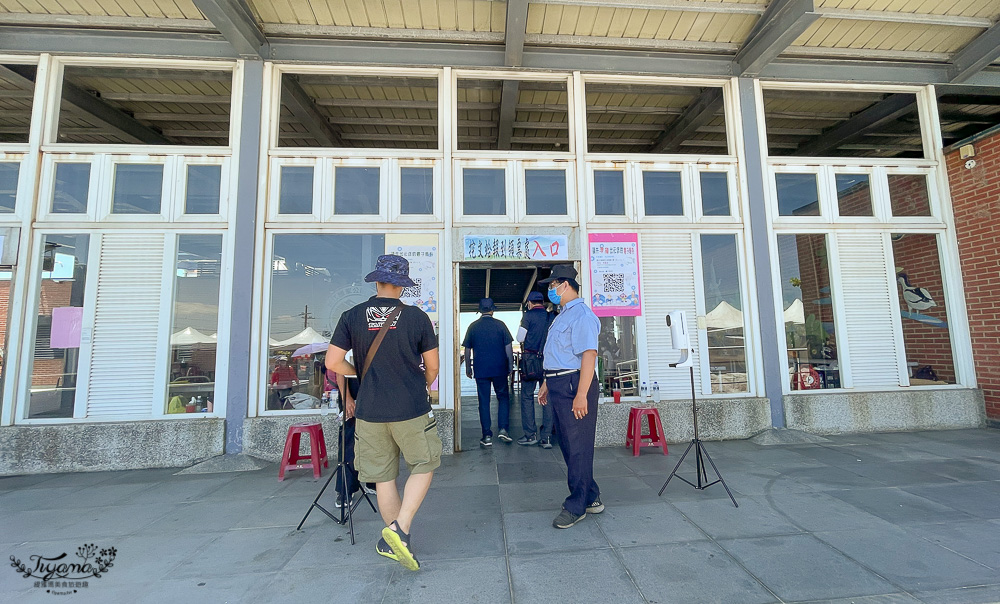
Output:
[476, 375, 510, 437]
[547, 372, 600, 515]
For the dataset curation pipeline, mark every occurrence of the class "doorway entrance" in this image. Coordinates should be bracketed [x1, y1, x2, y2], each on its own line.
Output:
[453, 263, 555, 451]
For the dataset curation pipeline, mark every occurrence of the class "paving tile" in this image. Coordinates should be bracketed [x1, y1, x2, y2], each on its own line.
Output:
[672, 494, 805, 540]
[593, 501, 706, 546]
[409, 510, 506, 561]
[619, 542, 778, 604]
[418, 484, 501, 518]
[759, 490, 898, 533]
[828, 487, 977, 525]
[815, 527, 997, 592]
[902, 482, 1000, 519]
[912, 584, 1000, 604]
[496, 461, 566, 484]
[790, 445, 874, 467]
[799, 595, 922, 604]
[847, 461, 963, 488]
[783, 465, 886, 490]
[383, 555, 509, 604]
[0, 473, 64, 491]
[141, 500, 261, 535]
[169, 527, 308, 579]
[499, 480, 572, 514]
[503, 510, 610, 555]
[105, 531, 220, 583]
[120, 475, 238, 505]
[588, 475, 663, 507]
[719, 534, 897, 602]
[919, 460, 1000, 483]
[284, 515, 393, 569]
[0, 485, 91, 511]
[903, 520, 1000, 570]
[640, 472, 740, 503]
[144, 571, 288, 604]
[510, 549, 644, 603]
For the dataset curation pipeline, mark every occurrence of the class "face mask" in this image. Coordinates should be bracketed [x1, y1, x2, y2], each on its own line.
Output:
[547, 283, 562, 305]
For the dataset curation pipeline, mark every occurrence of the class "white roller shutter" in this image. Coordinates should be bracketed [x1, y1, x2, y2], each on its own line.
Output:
[85, 233, 166, 418]
[835, 232, 902, 388]
[640, 232, 702, 398]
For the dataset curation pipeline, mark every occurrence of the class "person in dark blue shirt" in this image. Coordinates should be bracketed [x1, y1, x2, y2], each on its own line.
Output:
[462, 298, 514, 447]
[515, 291, 554, 447]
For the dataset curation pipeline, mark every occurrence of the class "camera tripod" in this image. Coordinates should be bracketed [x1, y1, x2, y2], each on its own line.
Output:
[658, 365, 738, 508]
[296, 417, 377, 544]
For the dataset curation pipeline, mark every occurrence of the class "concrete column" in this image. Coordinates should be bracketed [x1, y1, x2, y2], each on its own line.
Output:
[224, 60, 264, 453]
[737, 77, 786, 428]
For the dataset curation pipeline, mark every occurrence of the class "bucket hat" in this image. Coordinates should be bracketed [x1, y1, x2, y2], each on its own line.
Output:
[364, 254, 417, 288]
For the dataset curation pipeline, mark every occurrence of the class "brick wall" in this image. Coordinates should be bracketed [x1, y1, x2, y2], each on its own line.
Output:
[946, 132, 1000, 421]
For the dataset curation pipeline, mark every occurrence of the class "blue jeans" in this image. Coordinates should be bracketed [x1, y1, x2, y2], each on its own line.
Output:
[548, 372, 600, 515]
[520, 379, 553, 439]
[476, 375, 510, 437]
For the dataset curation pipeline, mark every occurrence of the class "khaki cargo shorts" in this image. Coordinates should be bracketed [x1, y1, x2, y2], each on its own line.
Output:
[355, 413, 443, 483]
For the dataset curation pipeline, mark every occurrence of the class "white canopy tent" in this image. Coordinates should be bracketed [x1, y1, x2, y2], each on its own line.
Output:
[170, 327, 216, 346]
[271, 326, 327, 348]
[705, 301, 744, 330]
[783, 299, 806, 325]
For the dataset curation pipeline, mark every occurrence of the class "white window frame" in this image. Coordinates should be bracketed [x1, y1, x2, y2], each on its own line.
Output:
[634, 161, 693, 223]
[693, 164, 741, 223]
[391, 158, 443, 223]
[173, 156, 232, 223]
[586, 161, 637, 224]
[267, 157, 324, 223]
[37, 154, 103, 222]
[829, 166, 880, 223]
[516, 159, 577, 225]
[453, 159, 515, 224]
[329, 158, 390, 222]
[884, 166, 944, 225]
[100, 155, 174, 222]
[0, 152, 27, 221]
[769, 164, 830, 224]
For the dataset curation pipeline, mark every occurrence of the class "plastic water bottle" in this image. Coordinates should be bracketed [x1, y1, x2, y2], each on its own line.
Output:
[652, 382, 661, 403]
[640, 382, 648, 400]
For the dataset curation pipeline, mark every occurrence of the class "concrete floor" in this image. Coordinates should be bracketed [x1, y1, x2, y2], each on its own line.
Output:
[2, 429, 999, 603]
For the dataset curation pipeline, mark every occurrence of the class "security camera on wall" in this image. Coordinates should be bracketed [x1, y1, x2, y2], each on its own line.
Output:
[666, 310, 693, 368]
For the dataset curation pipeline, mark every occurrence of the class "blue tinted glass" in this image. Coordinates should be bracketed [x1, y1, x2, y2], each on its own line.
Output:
[463, 168, 506, 215]
[400, 167, 433, 215]
[278, 166, 313, 214]
[335, 167, 380, 215]
[700, 172, 730, 216]
[594, 170, 625, 215]
[642, 171, 683, 216]
[51, 163, 90, 214]
[775, 173, 820, 217]
[525, 170, 567, 215]
[0, 162, 18, 212]
[185, 165, 222, 215]
[112, 164, 164, 214]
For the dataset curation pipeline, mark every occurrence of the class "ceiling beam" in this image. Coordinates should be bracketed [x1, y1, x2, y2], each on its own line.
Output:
[0, 64, 169, 144]
[735, 0, 820, 77]
[795, 93, 916, 156]
[132, 112, 230, 122]
[192, 0, 268, 59]
[95, 92, 231, 104]
[498, 0, 529, 150]
[949, 22, 1000, 83]
[281, 75, 343, 147]
[63, 67, 232, 81]
[649, 87, 724, 153]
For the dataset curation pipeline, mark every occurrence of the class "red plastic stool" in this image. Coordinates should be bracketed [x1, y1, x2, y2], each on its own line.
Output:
[625, 407, 668, 457]
[278, 422, 329, 481]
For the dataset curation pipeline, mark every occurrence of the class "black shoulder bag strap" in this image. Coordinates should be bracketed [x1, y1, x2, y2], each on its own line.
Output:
[361, 305, 403, 382]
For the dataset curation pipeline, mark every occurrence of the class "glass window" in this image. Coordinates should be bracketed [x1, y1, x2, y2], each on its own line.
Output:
[51, 163, 91, 214]
[335, 167, 380, 215]
[888, 174, 932, 217]
[463, 168, 506, 215]
[525, 169, 567, 215]
[0, 162, 18, 212]
[775, 173, 820, 217]
[597, 316, 638, 398]
[642, 171, 683, 216]
[278, 166, 313, 215]
[594, 170, 625, 216]
[167, 235, 222, 414]
[700, 234, 748, 394]
[185, 165, 222, 215]
[111, 164, 164, 214]
[700, 172, 730, 216]
[0, 265, 12, 402]
[891, 233, 955, 385]
[27, 234, 90, 418]
[267, 234, 386, 411]
[400, 167, 433, 215]
[836, 174, 873, 217]
[777, 234, 840, 390]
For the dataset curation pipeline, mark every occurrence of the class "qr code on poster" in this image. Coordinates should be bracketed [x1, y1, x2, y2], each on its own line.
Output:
[603, 273, 625, 293]
[402, 278, 422, 298]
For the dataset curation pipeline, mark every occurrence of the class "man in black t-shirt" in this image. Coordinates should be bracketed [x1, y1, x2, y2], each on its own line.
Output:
[516, 291, 555, 447]
[327, 254, 440, 572]
[462, 298, 514, 447]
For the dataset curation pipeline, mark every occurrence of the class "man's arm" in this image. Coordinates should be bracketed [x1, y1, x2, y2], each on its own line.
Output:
[336, 370, 355, 419]
[463, 347, 473, 378]
[422, 348, 440, 388]
[326, 344, 355, 381]
[573, 349, 598, 419]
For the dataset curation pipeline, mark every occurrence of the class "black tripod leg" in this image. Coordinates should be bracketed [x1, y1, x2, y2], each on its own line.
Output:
[296, 469, 337, 530]
[698, 442, 738, 508]
[659, 439, 695, 496]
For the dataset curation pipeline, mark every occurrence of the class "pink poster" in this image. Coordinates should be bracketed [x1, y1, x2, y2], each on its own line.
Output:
[588, 233, 642, 317]
[50, 307, 84, 349]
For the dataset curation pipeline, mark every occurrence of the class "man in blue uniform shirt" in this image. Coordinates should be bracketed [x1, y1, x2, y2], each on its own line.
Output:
[515, 291, 554, 447]
[538, 265, 604, 529]
[462, 298, 515, 447]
